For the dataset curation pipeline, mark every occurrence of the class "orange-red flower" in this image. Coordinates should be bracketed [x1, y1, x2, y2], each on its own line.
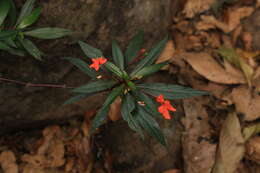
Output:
[90, 57, 107, 71]
[156, 94, 176, 119]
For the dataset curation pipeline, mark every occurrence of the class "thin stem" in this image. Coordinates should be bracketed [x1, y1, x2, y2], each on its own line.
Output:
[0, 77, 75, 89]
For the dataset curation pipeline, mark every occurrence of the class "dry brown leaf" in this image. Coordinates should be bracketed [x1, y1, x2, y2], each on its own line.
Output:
[232, 26, 242, 46]
[243, 123, 260, 141]
[22, 165, 45, 173]
[245, 136, 260, 164]
[182, 98, 216, 173]
[156, 40, 175, 70]
[163, 169, 181, 173]
[108, 96, 122, 122]
[231, 85, 260, 121]
[182, 52, 246, 84]
[183, 0, 216, 18]
[0, 151, 18, 173]
[199, 15, 230, 33]
[199, 7, 254, 33]
[212, 113, 245, 173]
[224, 7, 254, 32]
[22, 126, 65, 169]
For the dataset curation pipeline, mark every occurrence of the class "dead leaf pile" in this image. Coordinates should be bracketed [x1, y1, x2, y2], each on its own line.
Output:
[166, 0, 260, 172]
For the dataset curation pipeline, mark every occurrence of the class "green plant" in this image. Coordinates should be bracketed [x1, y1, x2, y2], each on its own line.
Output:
[64, 31, 208, 145]
[0, 0, 72, 60]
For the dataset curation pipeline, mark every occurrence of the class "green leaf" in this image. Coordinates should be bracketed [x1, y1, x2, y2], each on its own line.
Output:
[136, 106, 167, 146]
[112, 40, 124, 70]
[137, 83, 209, 99]
[131, 61, 168, 79]
[24, 28, 72, 39]
[132, 90, 160, 117]
[72, 79, 117, 94]
[16, 0, 36, 27]
[63, 57, 98, 78]
[104, 61, 125, 78]
[125, 30, 144, 64]
[121, 93, 144, 136]
[4, 37, 17, 47]
[7, 0, 16, 26]
[78, 41, 103, 58]
[63, 93, 93, 105]
[0, 41, 24, 56]
[0, 0, 10, 26]
[217, 47, 254, 85]
[19, 38, 42, 60]
[0, 30, 17, 40]
[130, 36, 168, 76]
[17, 7, 41, 29]
[91, 84, 125, 133]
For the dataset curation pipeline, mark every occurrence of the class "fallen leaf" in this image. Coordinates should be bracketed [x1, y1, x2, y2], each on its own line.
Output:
[0, 151, 18, 173]
[217, 47, 254, 85]
[182, 52, 246, 84]
[232, 26, 242, 46]
[243, 123, 260, 141]
[108, 96, 122, 122]
[199, 6, 254, 33]
[199, 15, 230, 33]
[212, 113, 245, 173]
[22, 126, 65, 168]
[224, 7, 254, 32]
[182, 98, 216, 173]
[156, 40, 175, 70]
[231, 85, 260, 121]
[183, 0, 216, 18]
[245, 136, 260, 164]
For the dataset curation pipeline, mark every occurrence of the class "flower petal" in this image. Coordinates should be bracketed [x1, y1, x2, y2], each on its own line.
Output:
[156, 94, 165, 103]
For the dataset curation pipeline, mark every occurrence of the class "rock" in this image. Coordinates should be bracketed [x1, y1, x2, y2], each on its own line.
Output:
[0, 0, 171, 132]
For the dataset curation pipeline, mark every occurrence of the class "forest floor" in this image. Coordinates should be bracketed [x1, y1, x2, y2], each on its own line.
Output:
[0, 0, 260, 173]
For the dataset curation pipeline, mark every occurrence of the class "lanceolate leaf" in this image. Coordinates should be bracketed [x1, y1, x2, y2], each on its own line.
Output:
[0, 30, 17, 40]
[63, 93, 93, 105]
[137, 83, 208, 99]
[136, 106, 167, 146]
[16, 0, 36, 27]
[132, 61, 168, 79]
[125, 30, 144, 64]
[19, 38, 42, 60]
[132, 90, 160, 117]
[63, 57, 98, 78]
[0, 41, 24, 56]
[0, 0, 10, 26]
[112, 40, 124, 70]
[72, 79, 117, 94]
[7, 0, 16, 26]
[17, 7, 41, 29]
[78, 41, 103, 59]
[91, 84, 125, 133]
[104, 61, 125, 78]
[24, 28, 72, 39]
[121, 93, 143, 137]
[130, 36, 168, 76]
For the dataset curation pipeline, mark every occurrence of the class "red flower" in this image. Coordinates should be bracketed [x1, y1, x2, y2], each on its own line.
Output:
[90, 57, 107, 71]
[156, 94, 165, 103]
[156, 94, 176, 119]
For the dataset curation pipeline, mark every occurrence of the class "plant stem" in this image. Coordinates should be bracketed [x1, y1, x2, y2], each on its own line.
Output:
[0, 77, 75, 89]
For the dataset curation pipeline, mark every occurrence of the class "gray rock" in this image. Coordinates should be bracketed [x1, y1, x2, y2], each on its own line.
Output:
[0, 0, 171, 132]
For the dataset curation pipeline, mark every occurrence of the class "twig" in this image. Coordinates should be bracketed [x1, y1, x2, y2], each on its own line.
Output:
[0, 77, 75, 89]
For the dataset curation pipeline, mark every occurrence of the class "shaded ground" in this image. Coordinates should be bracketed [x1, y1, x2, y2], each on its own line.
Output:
[1, 0, 260, 173]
